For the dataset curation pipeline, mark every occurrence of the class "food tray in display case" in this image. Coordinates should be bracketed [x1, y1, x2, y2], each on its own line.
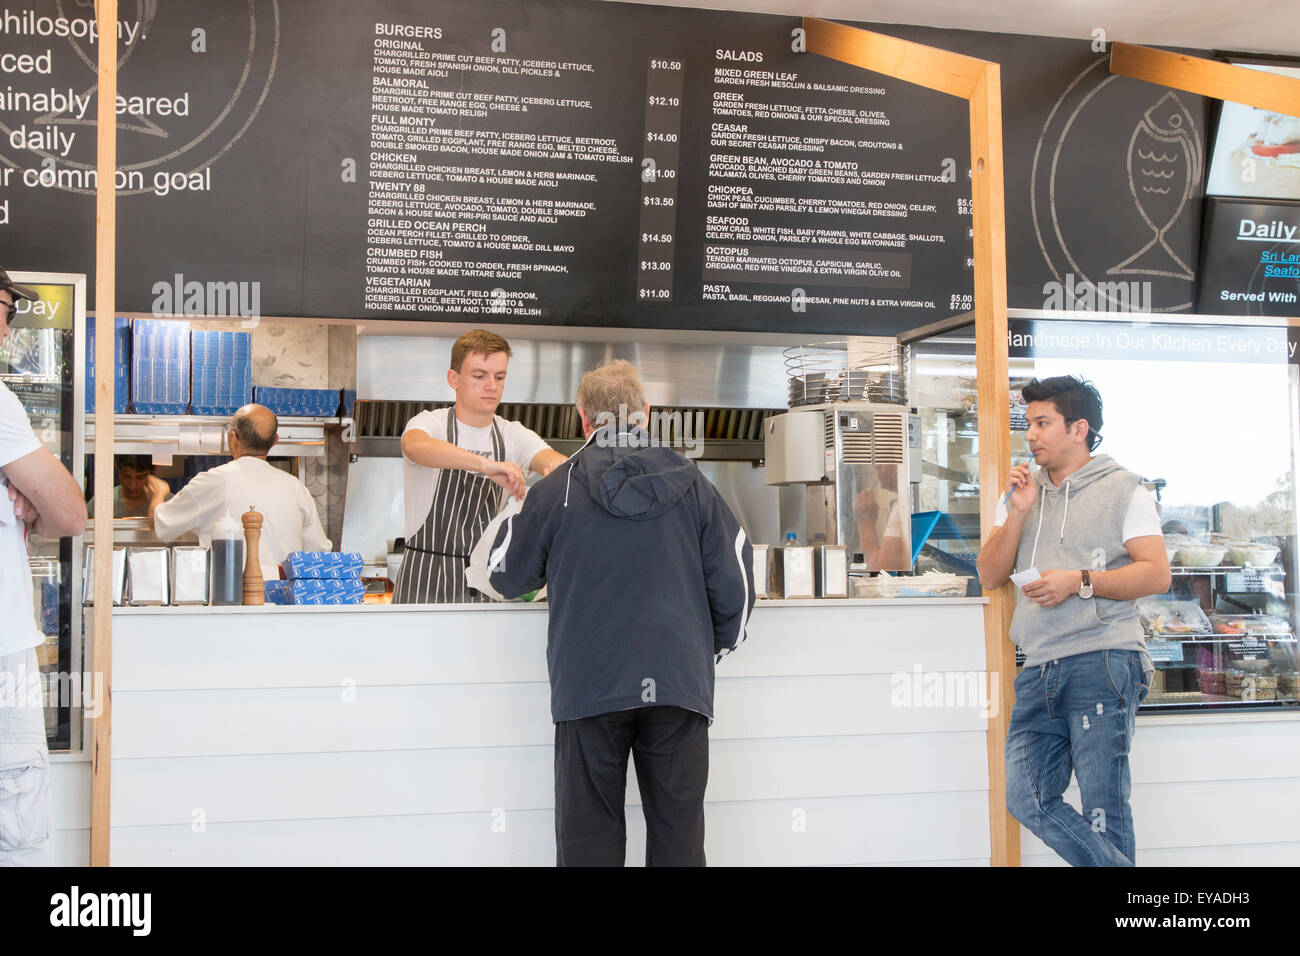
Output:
[1171, 544, 1228, 568]
[1137, 598, 1212, 636]
[1170, 563, 1282, 577]
[1224, 542, 1281, 567]
[1208, 614, 1294, 638]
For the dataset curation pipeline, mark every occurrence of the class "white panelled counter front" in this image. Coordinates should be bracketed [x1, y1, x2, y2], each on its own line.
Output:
[81, 599, 992, 866]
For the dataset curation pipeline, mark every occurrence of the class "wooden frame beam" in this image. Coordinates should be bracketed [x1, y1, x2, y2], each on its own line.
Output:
[1111, 42, 1300, 116]
[90, 0, 118, 868]
[802, 17, 987, 100]
[804, 18, 1019, 866]
[968, 66, 1019, 870]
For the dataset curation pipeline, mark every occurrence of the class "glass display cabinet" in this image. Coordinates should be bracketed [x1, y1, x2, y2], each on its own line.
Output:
[0, 272, 86, 751]
[913, 309, 1299, 713]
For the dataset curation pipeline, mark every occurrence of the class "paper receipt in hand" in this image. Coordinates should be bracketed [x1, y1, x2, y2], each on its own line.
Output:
[1010, 568, 1042, 588]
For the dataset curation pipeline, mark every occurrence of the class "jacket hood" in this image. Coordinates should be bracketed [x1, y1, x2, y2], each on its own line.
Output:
[1024, 453, 1137, 569]
[1039, 454, 1125, 493]
[570, 429, 696, 520]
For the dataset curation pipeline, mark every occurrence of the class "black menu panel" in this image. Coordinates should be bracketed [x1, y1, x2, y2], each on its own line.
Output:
[305, 1, 975, 333]
[1197, 198, 1300, 317]
[0, 1, 1212, 332]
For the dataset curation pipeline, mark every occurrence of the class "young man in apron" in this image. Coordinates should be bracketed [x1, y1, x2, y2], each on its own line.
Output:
[393, 329, 567, 604]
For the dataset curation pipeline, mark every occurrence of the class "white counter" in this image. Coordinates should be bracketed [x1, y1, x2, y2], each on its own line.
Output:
[110, 596, 990, 613]
[90, 599, 993, 866]
[52, 597, 1300, 866]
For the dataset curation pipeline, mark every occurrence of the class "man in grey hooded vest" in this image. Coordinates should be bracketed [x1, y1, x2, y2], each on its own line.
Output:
[978, 376, 1170, 866]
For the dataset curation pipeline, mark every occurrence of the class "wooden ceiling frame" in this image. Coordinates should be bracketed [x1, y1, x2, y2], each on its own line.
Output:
[803, 17, 1018, 867]
[1110, 42, 1300, 117]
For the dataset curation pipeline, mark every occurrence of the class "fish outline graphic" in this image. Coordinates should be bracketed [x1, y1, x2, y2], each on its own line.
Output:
[1031, 58, 1203, 312]
[1111, 92, 1202, 280]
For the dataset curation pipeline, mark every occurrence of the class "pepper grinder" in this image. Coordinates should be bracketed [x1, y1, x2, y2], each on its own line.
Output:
[242, 506, 265, 606]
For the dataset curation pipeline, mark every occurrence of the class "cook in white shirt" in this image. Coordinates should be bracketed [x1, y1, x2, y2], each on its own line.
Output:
[149, 404, 330, 578]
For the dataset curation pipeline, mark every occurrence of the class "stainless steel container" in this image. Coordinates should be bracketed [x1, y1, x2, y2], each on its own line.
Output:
[751, 544, 770, 599]
[814, 545, 849, 598]
[126, 547, 171, 606]
[765, 402, 923, 572]
[82, 545, 127, 606]
[770, 545, 815, 599]
[170, 546, 210, 605]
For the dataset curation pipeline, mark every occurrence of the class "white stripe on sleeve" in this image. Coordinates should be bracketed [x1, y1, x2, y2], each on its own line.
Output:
[718, 527, 750, 659]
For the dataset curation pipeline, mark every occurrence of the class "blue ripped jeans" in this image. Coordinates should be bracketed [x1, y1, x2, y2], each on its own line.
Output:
[1005, 649, 1150, 867]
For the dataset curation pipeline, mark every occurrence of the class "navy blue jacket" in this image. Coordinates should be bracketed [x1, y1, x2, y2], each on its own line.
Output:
[488, 429, 755, 723]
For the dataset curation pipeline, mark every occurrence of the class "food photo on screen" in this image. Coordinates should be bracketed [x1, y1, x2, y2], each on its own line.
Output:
[1206, 63, 1300, 200]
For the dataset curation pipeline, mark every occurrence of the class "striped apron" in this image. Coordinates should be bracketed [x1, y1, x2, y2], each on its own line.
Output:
[392, 414, 506, 604]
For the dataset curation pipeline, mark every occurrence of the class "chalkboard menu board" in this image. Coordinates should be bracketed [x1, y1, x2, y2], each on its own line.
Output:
[0, 1, 1213, 332]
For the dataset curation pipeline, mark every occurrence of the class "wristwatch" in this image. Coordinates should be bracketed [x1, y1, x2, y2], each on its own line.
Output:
[1078, 570, 1094, 600]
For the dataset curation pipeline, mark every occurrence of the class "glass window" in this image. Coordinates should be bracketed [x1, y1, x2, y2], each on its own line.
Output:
[914, 314, 1299, 712]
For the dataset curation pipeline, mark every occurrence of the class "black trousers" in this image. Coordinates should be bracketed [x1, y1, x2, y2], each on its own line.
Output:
[554, 705, 709, 867]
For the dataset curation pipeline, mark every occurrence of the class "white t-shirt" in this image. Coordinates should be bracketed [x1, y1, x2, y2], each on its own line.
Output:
[0, 382, 43, 655]
[994, 485, 1162, 543]
[401, 407, 551, 539]
[153, 456, 331, 579]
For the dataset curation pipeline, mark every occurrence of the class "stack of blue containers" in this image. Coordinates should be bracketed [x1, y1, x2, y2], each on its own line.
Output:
[276, 551, 365, 605]
[131, 320, 190, 415]
[253, 386, 339, 417]
[191, 330, 252, 415]
[85, 317, 131, 413]
[263, 580, 293, 605]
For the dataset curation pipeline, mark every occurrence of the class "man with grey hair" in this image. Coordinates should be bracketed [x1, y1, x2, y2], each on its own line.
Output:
[488, 360, 754, 866]
[151, 403, 329, 577]
[575, 358, 647, 438]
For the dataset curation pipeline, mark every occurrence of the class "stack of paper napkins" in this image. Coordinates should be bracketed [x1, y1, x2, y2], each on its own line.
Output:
[851, 571, 968, 599]
[277, 551, 365, 605]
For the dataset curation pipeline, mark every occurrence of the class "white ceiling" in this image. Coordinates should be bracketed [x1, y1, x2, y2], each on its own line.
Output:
[602, 0, 1300, 58]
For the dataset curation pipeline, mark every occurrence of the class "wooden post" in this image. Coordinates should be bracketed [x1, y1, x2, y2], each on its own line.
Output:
[804, 18, 1019, 866]
[969, 65, 1019, 868]
[90, 0, 118, 868]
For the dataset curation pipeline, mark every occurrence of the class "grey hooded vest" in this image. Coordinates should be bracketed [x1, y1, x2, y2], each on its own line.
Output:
[1008, 454, 1152, 668]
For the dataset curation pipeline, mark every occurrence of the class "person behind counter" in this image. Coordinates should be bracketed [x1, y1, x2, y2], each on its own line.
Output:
[149, 403, 330, 578]
[87, 454, 170, 518]
[392, 329, 567, 604]
[977, 375, 1170, 867]
[487, 360, 755, 866]
[1, 268, 88, 866]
